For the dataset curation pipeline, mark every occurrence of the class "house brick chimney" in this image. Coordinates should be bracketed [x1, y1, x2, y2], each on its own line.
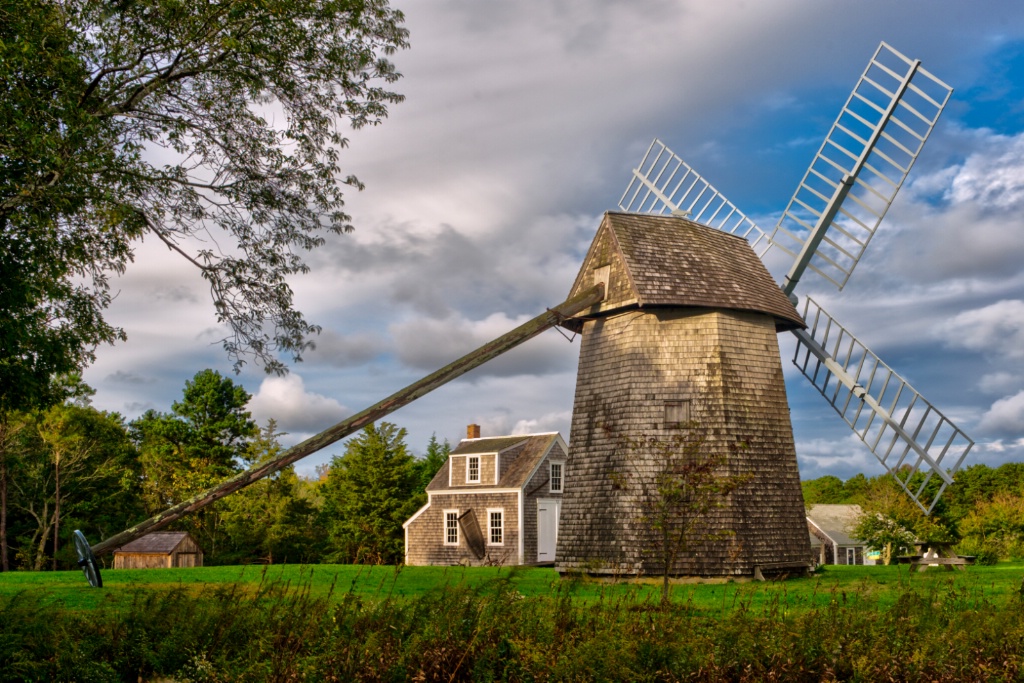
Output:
[467, 424, 481, 439]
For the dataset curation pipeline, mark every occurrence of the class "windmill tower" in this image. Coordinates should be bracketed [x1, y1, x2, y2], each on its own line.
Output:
[555, 42, 974, 578]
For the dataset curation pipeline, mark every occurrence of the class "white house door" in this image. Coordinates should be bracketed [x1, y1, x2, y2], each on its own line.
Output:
[846, 547, 856, 565]
[537, 498, 561, 562]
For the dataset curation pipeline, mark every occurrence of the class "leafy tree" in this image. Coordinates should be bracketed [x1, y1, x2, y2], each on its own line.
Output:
[10, 403, 140, 570]
[320, 422, 422, 565]
[219, 421, 326, 564]
[0, 411, 33, 571]
[801, 475, 847, 506]
[131, 369, 257, 558]
[415, 433, 450, 493]
[608, 425, 749, 604]
[853, 513, 917, 565]
[0, 0, 409, 408]
[958, 493, 1024, 562]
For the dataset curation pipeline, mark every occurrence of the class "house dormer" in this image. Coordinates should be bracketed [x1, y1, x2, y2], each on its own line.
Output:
[447, 424, 529, 486]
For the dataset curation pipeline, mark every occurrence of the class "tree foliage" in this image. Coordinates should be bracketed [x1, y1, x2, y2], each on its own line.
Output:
[1, 0, 409, 410]
[131, 369, 258, 557]
[219, 421, 326, 564]
[3, 403, 141, 570]
[320, 422, 422, 565]
[852, 513, 917, 565]
[414, 433, 450, 494]
[805, 463, 1024, 563]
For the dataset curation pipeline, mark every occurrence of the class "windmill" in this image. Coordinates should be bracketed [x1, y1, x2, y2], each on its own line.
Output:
[75, 42, 973, 585]
[553, 42, 973, 578]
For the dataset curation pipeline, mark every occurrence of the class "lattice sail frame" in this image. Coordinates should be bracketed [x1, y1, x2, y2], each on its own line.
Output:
[616, 43, 972, 514]
[792, 298, 973, 514]
[770, 42, 953, 291]
[619, 139, 769, 253]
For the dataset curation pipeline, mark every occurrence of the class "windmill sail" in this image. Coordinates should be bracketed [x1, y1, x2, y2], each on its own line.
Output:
[792, 297, 973, 513]
[619, 139, 769, 253]
[771, 42, 953, 291]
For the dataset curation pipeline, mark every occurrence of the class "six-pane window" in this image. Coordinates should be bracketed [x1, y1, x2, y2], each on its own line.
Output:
[489, 510, 503, 545]
[467, 456, 480, 483]
[444, 511, 459, 545]
[550, 462, 563, 493]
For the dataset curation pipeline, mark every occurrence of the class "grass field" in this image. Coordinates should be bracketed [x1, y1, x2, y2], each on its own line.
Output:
[3, 562, 1024, 680]
[2, 560, 1022, 613]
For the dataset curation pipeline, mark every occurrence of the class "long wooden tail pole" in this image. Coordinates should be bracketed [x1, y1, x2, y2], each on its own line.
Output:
[91, 284, 604, 556]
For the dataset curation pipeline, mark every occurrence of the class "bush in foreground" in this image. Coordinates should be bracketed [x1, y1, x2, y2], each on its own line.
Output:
[2, 572, 1023, 682]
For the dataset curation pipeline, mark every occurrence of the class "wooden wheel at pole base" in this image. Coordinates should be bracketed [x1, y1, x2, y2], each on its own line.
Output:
[73, 530, 102, 588]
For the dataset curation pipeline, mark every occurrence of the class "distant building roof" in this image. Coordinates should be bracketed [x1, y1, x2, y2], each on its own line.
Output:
[807, 504, 865, 547]
[428, 432, 563, 492]
[114, 531, 196, 555]
[565, 212, 805, 331]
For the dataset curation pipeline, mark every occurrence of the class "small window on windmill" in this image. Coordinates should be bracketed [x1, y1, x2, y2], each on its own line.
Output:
[593, 264, 611, 291]
[665, 400, 691, 429]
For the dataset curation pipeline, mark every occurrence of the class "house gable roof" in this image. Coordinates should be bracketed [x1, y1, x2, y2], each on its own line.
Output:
[807, 504, 865, 547]
[113, 531, 196, 555]
[565, 212, 805, 332]
[427, 432, 564, 493]
[450, 436, 530, 456]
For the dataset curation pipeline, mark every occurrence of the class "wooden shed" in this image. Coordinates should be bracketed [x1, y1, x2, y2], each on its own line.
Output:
[112, 531, 204, 569]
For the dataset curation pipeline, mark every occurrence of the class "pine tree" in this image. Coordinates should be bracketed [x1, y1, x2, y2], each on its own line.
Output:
[321, 423, 422, 564]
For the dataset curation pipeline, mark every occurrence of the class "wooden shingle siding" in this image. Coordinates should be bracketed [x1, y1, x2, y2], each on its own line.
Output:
[405, 492, 519, 566]
[555, 308, 811, 577]
[406, 433, 567, 567]
[448, 453, 499, 486]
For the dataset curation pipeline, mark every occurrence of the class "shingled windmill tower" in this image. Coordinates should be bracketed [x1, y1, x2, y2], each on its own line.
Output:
[555, 42, 974, 578]
[554, 213, 812, 577]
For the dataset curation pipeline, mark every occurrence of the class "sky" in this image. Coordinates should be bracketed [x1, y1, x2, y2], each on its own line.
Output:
[82, 0, 1024, 482]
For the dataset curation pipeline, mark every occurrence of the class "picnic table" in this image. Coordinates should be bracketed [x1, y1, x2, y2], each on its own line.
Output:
[904, 542, 975, 572]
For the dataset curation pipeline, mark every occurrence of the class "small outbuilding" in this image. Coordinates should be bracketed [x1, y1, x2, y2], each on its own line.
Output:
[807, 504, 872, 566]
[112, 531, 204, 569]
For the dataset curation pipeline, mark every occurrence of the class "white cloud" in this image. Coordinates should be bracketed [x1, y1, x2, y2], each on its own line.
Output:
[390, 312, 579, 378]
[940, 299, 1024, 359]
[795, 434, 886, 480]
[511, 411, 572, 436]
[247, 374, 349, 436]
[978, 390, 1024, 437]
[945, 133, 1024, 209]
[979, 372, 1023, 394]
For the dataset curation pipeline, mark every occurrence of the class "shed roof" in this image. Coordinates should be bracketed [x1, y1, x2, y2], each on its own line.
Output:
[428, 432, 563, 493]
[807, 504, 865, 547]
[113, 531, 195, 555]
[566, 212, 804, 331]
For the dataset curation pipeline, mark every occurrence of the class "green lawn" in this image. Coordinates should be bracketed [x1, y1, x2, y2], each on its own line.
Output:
[2, 561, 1021, 613]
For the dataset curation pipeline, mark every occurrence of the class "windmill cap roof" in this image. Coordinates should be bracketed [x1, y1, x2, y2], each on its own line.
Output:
[565, 212, 805, 331]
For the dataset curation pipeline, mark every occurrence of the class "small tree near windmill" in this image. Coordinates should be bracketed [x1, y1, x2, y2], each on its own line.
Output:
[606, 420, 750, 604]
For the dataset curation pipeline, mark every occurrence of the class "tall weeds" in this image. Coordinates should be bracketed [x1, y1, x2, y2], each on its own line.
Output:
[1, 570, 1022, 681]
